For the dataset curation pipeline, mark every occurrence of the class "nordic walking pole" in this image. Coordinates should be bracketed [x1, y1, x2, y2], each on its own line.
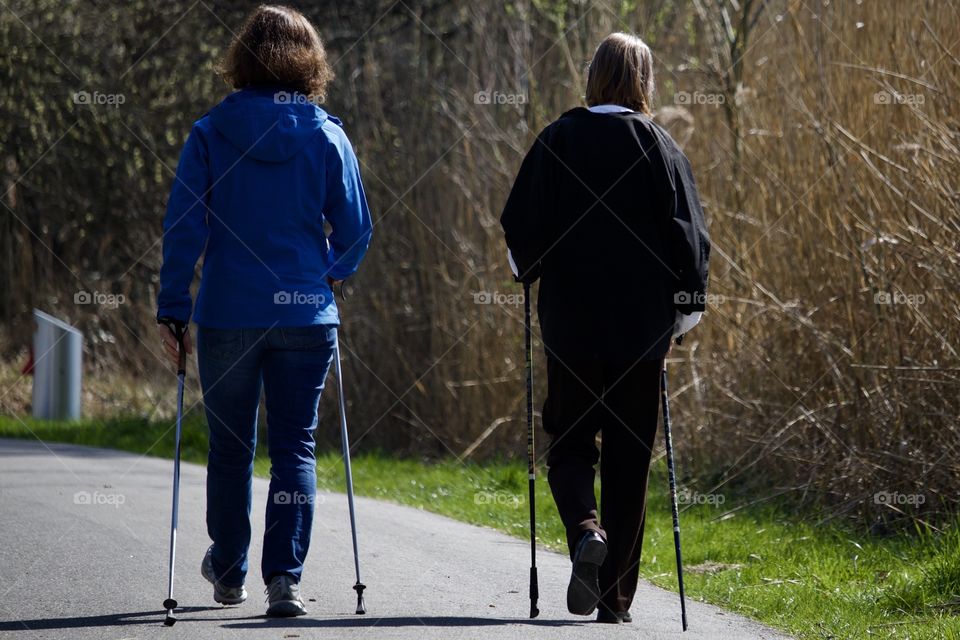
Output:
[523, 282, 540, 619]
[160, 319, 187, 627]
[333, 329, 367, 614]
[661, 362, 688, 631]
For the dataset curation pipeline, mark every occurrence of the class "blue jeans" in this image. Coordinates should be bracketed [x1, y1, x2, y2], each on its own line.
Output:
[197, 324, 336, 587]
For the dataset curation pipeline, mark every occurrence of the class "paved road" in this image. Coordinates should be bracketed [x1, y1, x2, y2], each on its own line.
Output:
[0, 439, 790, 639]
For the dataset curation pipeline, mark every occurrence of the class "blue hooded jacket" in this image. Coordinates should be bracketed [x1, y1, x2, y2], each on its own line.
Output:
[157, 86, 373, 328]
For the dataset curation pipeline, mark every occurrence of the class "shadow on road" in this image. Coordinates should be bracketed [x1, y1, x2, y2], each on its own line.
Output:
[0, 606, 225, 631]
[223, 615, 585, 629]
[1, 610, 586, 633]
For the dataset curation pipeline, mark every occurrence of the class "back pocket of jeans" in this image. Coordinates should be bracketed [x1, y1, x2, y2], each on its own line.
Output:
[199, 328, 244, 359]
[280, 325, 335, 350]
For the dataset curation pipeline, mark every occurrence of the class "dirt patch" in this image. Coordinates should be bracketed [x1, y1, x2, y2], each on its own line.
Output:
[686, 561, 744, 575]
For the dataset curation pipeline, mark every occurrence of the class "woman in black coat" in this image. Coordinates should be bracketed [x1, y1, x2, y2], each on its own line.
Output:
[501, 32, 710, 624]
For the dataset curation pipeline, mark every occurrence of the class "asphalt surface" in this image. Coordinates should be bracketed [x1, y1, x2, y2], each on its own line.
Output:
[0, 438, 792, 639]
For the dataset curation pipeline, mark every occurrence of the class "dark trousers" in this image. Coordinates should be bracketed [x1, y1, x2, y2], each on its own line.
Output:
[542, 355, 662, 615]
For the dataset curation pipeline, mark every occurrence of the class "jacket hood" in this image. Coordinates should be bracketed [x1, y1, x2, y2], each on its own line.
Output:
[209, 86, 330, 163]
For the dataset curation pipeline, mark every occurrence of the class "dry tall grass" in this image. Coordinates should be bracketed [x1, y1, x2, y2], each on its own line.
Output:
[664, 1, 960, 527]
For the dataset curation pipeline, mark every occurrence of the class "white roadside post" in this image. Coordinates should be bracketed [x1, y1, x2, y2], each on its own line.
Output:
[31, 309, 83, 420]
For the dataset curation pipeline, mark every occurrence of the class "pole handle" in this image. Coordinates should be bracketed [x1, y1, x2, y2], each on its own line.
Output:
[158, 317, 188, 374]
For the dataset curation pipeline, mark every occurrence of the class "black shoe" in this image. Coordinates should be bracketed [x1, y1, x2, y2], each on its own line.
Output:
[596, 607, 631, 624]
[596, 608, 620, 624]
[567, 531, 607, 616]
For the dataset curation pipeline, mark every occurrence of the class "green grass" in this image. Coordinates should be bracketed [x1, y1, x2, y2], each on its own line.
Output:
[2, 414, 959, 639]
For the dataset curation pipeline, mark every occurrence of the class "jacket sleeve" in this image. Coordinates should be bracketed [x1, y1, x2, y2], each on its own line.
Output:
[500, 127, 556, 284]
[324, 129, 373, 281]
[157, 126, 211, 323]
[664, 144, 711, 314]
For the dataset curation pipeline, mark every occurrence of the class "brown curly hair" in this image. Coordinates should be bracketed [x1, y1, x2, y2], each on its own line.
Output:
[220, 5, 334, 101]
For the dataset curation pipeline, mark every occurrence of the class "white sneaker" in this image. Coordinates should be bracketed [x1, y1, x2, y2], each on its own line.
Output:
[201, 545, 247, 605]
[265, 575, 307, 617]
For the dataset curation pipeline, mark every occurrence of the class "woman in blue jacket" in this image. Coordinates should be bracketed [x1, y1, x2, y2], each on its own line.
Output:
[156, 5, 372, 618]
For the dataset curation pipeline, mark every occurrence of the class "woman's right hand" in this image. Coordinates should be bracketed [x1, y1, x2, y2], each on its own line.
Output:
[158, 322, 193, 366]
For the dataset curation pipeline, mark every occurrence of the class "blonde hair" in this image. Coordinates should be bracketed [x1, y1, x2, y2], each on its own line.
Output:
[585, 33, 655, 114]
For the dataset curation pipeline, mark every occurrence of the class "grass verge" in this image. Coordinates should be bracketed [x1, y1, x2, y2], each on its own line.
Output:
[1, 414, 958, 639]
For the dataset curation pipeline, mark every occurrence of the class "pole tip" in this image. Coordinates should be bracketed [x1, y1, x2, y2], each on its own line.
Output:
[162, 598, 178, 626]
[529, 605, 539, 618]
[354, 582, 366, 614]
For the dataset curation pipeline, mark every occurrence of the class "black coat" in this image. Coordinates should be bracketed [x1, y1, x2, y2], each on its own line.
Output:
[500, 107, 710, 363]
